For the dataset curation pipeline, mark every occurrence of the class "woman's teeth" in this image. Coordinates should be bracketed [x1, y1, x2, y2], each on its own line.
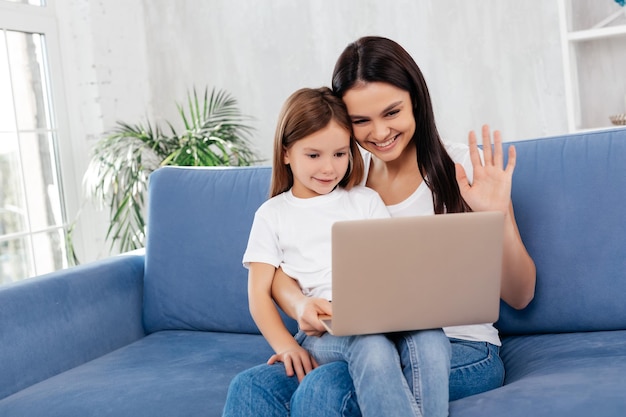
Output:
[374, 135, 397, 148]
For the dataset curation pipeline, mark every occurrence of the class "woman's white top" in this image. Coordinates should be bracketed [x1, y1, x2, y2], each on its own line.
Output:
[361, 142, 502, 346]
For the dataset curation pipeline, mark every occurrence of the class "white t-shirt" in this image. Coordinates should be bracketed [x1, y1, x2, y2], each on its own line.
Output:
[361, 142, 502, 346]
[243, 186, 390, 301]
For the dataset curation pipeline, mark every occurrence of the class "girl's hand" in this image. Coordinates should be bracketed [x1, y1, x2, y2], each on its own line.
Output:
[267, 345, 319, 382]
[456, 124, 516, 215]
[295, 297, 333, 337]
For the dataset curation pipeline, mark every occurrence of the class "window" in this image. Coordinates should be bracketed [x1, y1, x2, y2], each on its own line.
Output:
[0, 0, 70, 284]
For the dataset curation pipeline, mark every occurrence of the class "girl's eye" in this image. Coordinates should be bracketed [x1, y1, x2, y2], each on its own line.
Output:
[307, 154, 319, 159]
[335, 152, 347, 158]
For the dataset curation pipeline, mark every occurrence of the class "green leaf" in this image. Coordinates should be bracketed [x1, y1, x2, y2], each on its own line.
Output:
[81, 86, 260, 255]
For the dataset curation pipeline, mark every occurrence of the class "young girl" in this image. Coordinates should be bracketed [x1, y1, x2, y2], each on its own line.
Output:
[242, 87, 450, 417]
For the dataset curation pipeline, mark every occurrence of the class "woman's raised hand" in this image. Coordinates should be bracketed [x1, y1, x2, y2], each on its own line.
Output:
[455, 125, 515, 215]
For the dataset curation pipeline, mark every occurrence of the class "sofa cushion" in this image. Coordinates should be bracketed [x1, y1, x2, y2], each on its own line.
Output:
[143, 166, 297, 335]
[450, 330, 626, 417]
[497, 129, 626, 335]
[0, 331, 274, 417]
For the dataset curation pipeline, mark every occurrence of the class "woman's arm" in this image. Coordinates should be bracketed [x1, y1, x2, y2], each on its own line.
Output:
[499, 203, 536, 309]
[248, 263, 318, 381]
[456, 125, 536, 310]
[272, 268, 333, 336]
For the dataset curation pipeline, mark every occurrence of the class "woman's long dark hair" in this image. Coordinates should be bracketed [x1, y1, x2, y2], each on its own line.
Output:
[332, 36, 471, 214]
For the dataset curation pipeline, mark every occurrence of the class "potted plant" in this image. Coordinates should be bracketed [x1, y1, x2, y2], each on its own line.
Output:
[80, 86, 259, 256]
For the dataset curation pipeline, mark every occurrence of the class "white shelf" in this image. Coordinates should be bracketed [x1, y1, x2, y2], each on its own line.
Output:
[558, 0, 626, 132]
[568, 25, 626, 41]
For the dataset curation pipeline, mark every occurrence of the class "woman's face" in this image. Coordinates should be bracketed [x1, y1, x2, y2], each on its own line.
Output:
[342, 82, 416, 163]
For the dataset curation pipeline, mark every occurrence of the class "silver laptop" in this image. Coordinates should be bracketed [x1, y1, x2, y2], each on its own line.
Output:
[320, 211, 504, 336]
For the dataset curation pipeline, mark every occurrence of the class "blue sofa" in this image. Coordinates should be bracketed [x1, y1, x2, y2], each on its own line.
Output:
[1, 128, 625, 416]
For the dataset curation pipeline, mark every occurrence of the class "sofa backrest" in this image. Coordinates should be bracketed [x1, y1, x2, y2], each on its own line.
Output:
[497, 127, 626, 335]
[143, 128, 626, 337]
[143, 166, 297, 335]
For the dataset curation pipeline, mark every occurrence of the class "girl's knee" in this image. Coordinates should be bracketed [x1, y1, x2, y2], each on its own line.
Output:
[292, 362, 356, 416]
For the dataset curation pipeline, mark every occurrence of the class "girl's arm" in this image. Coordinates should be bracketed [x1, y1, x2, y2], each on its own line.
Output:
[456, 125, 536, 310]
[248, 262, 318, 381]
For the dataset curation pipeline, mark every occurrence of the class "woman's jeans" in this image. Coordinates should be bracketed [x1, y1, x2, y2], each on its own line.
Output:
[222, 337, 504, 417]
[295, 329, 450, 417]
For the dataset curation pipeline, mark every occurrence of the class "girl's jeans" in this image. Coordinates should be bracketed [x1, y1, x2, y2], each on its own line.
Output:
[222, 336, 504, 417]
[295, 328, 450, 417]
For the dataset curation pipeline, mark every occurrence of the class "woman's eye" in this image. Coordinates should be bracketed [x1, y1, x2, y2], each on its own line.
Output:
[386, 109, 400, 117]
[352, 119, 367, 125]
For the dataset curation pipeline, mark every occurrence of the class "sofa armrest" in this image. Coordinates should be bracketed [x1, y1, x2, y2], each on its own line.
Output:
[0, 253, 146, 400]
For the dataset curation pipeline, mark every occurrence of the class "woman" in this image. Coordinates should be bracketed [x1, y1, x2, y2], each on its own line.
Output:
[223, 36, 535, 417]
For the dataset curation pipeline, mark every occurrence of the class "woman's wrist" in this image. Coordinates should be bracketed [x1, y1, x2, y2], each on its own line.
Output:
[272, 268, 306, 320]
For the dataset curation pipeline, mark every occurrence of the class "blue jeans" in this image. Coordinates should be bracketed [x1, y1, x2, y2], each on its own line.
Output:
[446, 338, 504, 401]
[223, 337, 503, 417]
[296, 329, 450, 417]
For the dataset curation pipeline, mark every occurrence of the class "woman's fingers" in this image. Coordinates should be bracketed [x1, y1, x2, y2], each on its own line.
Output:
[481, 125, 493, 165]
[492, 129, 504, 168]
[470, 125, 508, 169]
[467, 129, 482, 169]
[505, 144, 516, 175]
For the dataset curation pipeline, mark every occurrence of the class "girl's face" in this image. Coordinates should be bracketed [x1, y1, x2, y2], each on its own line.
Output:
[342, 82, 415, 163]
[284, 120, 351, 199]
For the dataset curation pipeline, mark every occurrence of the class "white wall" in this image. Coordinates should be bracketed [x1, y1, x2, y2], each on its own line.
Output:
[55, 0, 152, 261]
[139, 0, 568, 163]
[55, 0, 570, 262]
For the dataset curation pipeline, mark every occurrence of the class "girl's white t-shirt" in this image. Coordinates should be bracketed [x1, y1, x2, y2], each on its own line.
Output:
[361, 142, 502, 346]
[243, 186, 390, 301]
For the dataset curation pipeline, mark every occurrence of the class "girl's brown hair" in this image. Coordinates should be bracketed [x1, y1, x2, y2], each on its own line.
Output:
[332, 36, 471, 214]
[270, 87, 364, 197]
